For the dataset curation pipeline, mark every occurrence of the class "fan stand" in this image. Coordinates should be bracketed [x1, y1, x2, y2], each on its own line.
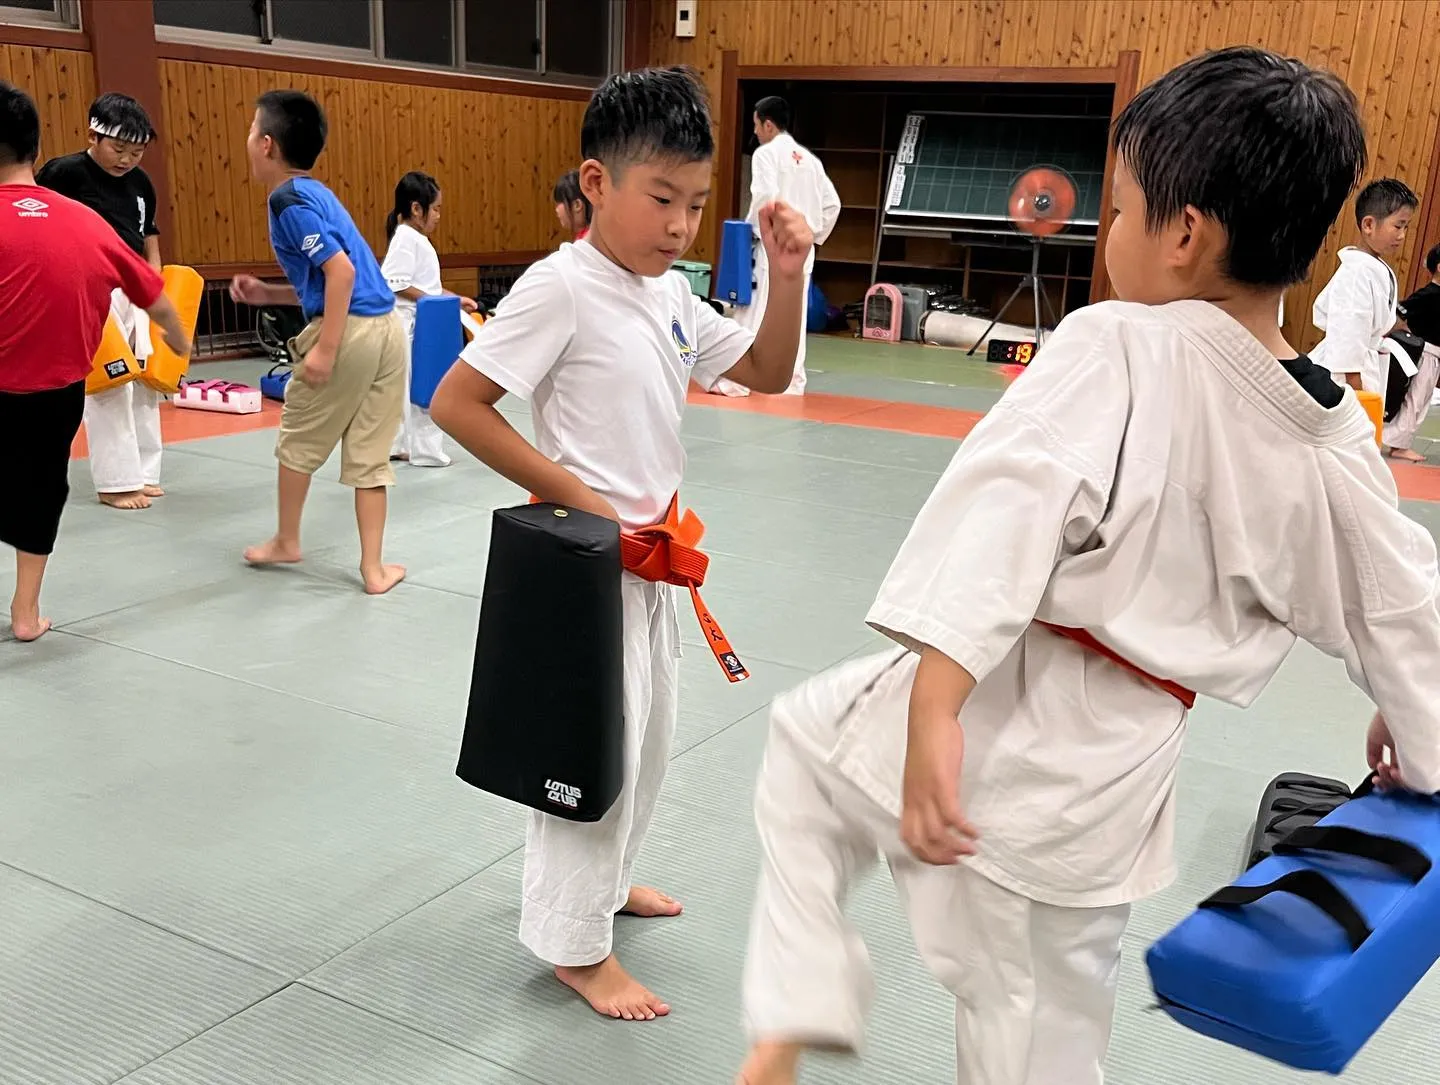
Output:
[965, 236, 1058, 357]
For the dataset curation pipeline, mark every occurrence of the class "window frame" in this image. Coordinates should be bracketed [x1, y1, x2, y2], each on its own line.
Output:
[151, 0, 621, 90]
[0, 0, 80, 29]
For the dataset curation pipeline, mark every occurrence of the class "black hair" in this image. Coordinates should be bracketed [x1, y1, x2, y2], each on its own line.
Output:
[551, 167, 591, 225]
[386, 170, 440, 240]
[1113, 45, 1366, 288]
[0, 81, 40, 166]
[754, 95, 790, 131]
[580, 66, 714, 172]
[255, 90, 327, 171]
[1354, 178, 1418, 227]
[1426, 241, 1440, 277]
[88, 92, 155, 145]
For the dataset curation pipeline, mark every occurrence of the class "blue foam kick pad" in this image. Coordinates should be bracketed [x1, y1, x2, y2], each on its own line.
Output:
[410, 295, 464, 410]
[260, 366, 291, 402]
[715, 219, 754, 306]
[1147, 785, 1440, 1074]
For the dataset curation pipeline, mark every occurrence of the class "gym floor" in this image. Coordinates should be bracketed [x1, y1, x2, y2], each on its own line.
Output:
[4, 333, 1439, 1084]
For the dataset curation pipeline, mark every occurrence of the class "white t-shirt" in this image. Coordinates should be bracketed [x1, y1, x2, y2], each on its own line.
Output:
[381, 223, 444, 315]
[458, 239, 755, 530]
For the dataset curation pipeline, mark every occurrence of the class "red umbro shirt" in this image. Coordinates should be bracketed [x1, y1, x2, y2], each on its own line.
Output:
[0, 183, 165, 394]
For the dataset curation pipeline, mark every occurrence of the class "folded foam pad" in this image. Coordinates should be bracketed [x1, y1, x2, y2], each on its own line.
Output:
[410, 294, 464, 409]
[260, 363, 292, 401]
[1148, 788, 1440, 1074]
[1246, 772, 1355, 871]
[715, 219, 754, 306]
[456, 503, 624, 822]
[86, 315, 141, 395]
[140, 265, 204, 394]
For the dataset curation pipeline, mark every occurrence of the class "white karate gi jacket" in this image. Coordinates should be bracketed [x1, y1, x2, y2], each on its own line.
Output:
[1311, 246, 1399, 395]
[746, 132, 841, 275]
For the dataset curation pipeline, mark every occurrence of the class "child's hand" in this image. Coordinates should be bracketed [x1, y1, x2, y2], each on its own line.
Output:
[901, 708, 978, 865]
[229, 274, 268, 306]
[299, 343, 336, 387]
[1367, 712, 1406, 791]
[757, 201, 814, 280]
[460, 297, 480, 314]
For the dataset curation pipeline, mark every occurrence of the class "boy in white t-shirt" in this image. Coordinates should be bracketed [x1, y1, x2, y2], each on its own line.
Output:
[430, 66, 813, 1021]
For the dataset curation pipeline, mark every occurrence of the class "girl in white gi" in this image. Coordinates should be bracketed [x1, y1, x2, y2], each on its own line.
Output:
[712, 96, 841, 398]
[737, 47, 1440, 1085]
[1382, 241, 1440, 461]
[35, 93, 166, 510]
[380, 171, 477, 468]
[431, 67, 811, 1022]
[1310, 178, 1416, 408]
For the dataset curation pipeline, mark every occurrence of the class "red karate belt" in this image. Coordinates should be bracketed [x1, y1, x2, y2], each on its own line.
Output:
[1037, 621, 1196, 710]
[530, 494, 749, 683]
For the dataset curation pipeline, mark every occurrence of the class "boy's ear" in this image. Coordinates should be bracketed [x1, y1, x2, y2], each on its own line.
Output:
[1359, 214, 1378, 234]
[578, 158, 607, 207]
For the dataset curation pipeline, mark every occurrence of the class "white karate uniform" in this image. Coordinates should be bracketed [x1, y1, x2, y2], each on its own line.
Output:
[459, 238, 754, 966]
[381, 223, 451, 467]
[1383, 343, 1440, 451]
[1311, 246, 1399, 397]
[714, 132, 841, 398]
[86, 287, 163, 494]
[744, 299, 1440, 1081]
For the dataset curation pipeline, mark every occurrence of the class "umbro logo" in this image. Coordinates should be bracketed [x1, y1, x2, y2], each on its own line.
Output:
[300, 233, 321, 253]
[12, 196, 48, 216]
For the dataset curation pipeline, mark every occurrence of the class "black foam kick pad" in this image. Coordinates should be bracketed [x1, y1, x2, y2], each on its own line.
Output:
[456, 503, 624, 823]
[1244, 772, 1355, 871]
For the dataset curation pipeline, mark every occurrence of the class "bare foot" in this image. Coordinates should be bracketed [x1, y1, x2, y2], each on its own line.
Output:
[554, 955, 670, 1021]
[99, 491, 151, 510]
[736, 1043, 803, 1085]
[362, 563, 406, 595]
[244, 537, 303, 566]
[1388, 448, 1426, 463]
[143, 484, 166, 498]
[10, 612, 52, 642]
[619, 885, 684, 918]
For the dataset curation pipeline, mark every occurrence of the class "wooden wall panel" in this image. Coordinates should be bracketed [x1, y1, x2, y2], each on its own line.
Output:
[154, 59, 588, 270]
[648, 0, 1440, 346]
[0, 45, 95, 164]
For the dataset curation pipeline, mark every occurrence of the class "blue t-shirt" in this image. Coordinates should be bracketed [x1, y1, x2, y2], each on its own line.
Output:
[267, 177, 394, 321]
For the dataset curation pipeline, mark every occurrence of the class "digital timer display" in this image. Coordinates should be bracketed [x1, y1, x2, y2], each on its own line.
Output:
[986, 339, 1036, 365]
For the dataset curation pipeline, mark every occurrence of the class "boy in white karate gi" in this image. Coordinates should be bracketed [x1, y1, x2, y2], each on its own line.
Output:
[1382, 241, 1440, 460]
[431, 67, 812, 1022]
[1311, 178, 1417, 413]
[713, 96, 841, 398]
[737, 47, 1440, 1085]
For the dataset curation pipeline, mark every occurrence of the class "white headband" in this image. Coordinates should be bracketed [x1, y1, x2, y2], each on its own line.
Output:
[89, 120, 151, 144]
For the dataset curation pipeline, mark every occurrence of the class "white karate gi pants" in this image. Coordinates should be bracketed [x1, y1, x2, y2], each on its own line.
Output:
[86, 289, 163, 494]
[713, 245, 810, 398]
[390, 307, 451, 467]
[743, 690, 1130, 1085]
[520, 576, 681, 966]
[1382, 345, 1440, 451]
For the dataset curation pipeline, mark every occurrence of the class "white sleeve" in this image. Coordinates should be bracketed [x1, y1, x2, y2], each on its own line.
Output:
[459, 259, 575, 401]
[814, 169, 842, 246]
[747, 144, 780, 228]
[864, 305, 1132, 684]
[1317, 265, 1382, 381]
[381, 229, 418, 293]
[689, 294, 756, 391]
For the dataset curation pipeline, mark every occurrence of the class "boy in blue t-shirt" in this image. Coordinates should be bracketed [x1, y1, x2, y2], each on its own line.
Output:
[229, 90, 406, 595]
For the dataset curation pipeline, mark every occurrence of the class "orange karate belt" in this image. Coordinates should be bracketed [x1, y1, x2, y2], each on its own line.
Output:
[1037, 621, 1196, 710]
[530, 494, 749, 683]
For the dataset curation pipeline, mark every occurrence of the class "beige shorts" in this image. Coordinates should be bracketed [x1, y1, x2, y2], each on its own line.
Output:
[275, 312, 406, 488]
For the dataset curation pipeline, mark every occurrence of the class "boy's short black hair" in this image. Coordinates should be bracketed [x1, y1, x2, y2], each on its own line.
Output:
[1114, 46, 1366, 288]
[88, 92, 154, 145]
[580, 66, 713, 173]
[256, 90, 327, 171]
[754, 95, 790, 131]
[1426, 241, 1440, 277]
[1354, 178, 1418, 226]
[0, 81, 40, 166]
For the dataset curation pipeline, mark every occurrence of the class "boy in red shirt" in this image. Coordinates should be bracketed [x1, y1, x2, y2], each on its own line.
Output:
[0, 82, 189, 642]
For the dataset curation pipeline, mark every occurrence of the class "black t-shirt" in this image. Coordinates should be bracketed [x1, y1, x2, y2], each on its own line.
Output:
[1399, 282, 1440, 347]
[35, 151, 158, 256]
[1279, 353, 1344, 409]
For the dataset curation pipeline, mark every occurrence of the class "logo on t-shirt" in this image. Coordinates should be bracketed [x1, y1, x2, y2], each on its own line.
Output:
[671, 317, 698, 368]
[300, 233, 322, 255]
[11, 196, 48, 218]
[136, 195, 145, 232]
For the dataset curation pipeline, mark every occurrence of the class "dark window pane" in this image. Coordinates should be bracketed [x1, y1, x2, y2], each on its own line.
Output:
[383, 0, 453, 66]
[272, 0, 372, 50]
[465, 0, 539, 72]
[153, 0, 263, 36]
[544, 0, 609, 77]
[4, 0, 60, 10]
